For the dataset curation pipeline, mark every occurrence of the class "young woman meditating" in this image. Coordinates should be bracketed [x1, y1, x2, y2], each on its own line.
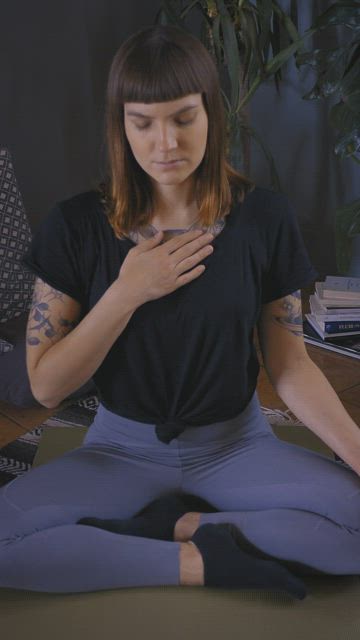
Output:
[2, 24, 359, 598]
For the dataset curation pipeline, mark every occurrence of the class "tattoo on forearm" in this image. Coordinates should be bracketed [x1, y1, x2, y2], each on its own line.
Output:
[271, 290, 303, 337]
[27, 282, 78, 346]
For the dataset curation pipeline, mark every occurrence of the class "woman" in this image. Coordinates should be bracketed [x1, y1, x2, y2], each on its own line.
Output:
[3, 24, 360, 598]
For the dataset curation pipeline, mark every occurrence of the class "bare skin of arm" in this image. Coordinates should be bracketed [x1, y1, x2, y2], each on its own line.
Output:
[257, 290, 360, 475]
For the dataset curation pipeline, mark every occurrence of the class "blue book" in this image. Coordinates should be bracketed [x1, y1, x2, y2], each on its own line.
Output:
[324, 320, 360, 333]
[303, 319, 360, 360]
[305, 313, 360, 338]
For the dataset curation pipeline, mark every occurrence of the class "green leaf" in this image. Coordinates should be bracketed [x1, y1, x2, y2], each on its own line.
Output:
[239, 121, 282, 191]
[244, 7, 265, 74]
[238, 12, 253, 85]
[298, 47, 349, 98]
[211, 13, 223, 63]
[301, 86, 323, 100]
[341, 49, 360, 96]
[336, 199, 360, 236]
[158, 0, 182, 26]
[221, 87, 231, 113]
[242, 8, 265, 86]
[271, 9, 281, 60]
[335, 198, 360, 273]
[297, 47, 344, 70]
[336, 199, 360, 221]
[265, 34, 307, 75]
[290, 0, 298, 31]
[312, 2, 360, 30]
[227, 115, 245, 170]
[180, 0, 201, 20]
[345, 89, 360, 112]
[256, 0, 272, 54]
[217, 0, 241, 110]
[334, 128, 360, 158]
[269, 17, 282, 89]
[329, 101, 359, 131]
[272, 0, 303, 51]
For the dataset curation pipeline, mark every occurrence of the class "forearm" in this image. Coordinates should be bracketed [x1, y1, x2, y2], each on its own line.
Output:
[270, 357, 360, 475]
[32, 279, 140, 409]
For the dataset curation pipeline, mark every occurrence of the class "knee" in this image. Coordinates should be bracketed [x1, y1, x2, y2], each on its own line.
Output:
[0, 503, 71, 547]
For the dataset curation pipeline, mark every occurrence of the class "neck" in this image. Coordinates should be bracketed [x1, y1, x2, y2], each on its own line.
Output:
[150, 175, 199, 229]
[150, 210, 199, 230]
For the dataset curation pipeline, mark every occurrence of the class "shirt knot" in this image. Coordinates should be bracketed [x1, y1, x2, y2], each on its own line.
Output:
[155, 421, 186, 444]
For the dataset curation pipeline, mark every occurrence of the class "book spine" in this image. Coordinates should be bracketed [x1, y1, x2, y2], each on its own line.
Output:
[325, 276, 360, 292]
[324, 320, 360, 333]
[323, 291, 360, 300]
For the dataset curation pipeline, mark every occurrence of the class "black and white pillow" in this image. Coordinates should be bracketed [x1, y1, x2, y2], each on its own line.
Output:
[0, 148, 35, 354]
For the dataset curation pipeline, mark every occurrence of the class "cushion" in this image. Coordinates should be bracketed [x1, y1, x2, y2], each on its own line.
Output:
[0, 148, 35, 349]
[0, 147, 97, 406]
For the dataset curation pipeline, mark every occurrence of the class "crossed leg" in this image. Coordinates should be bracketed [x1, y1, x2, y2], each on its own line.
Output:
[0, 444, 185, 592]
[180, 431, 360, 575]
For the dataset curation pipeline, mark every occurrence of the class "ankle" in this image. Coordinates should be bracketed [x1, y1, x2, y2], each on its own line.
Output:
[179, 542, 204, 586]
[174, 512, 202, 542]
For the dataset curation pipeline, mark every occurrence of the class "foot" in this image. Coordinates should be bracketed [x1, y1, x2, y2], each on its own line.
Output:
[190, 523, 307, 599]
[174, 512, 202, 542]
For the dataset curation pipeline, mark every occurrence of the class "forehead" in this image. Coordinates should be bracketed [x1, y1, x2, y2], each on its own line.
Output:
[124, 93, 203, 117]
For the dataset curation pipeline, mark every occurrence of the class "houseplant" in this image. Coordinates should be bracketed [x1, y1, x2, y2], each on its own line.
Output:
[155, 0, 360, 275]
[296, 1, 360, 275]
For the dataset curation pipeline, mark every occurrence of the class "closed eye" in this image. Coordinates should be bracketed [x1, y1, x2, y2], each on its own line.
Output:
[134, 119, 195, 131]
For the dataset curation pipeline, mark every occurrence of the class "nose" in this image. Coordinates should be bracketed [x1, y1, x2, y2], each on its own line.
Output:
[156, 123, 178, 153]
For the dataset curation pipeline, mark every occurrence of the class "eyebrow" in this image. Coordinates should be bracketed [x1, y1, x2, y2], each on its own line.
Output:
[125, 104, 198, 119]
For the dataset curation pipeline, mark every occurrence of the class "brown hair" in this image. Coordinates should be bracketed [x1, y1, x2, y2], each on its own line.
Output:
[96, 24, 254, 240]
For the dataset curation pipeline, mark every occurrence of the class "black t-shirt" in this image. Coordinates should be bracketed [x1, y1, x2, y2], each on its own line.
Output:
[21, 187, 318, 444]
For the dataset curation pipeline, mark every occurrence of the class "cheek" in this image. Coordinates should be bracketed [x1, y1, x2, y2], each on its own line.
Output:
[193, 123, 208, 154]
[197, 118, 208, 146]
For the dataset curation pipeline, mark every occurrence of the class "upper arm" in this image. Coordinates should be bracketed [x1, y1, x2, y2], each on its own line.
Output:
[256, 289, 309, 385]
[26, 277, 82, 393]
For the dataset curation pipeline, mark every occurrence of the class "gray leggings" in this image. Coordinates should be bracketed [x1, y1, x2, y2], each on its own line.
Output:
[0, 391, 359, 593]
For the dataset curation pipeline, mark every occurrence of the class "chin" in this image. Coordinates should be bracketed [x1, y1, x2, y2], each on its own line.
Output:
[152, 171, 192, 185]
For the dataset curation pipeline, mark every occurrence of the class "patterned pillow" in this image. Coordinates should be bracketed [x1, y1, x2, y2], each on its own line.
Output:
[0, 148, 35, 354]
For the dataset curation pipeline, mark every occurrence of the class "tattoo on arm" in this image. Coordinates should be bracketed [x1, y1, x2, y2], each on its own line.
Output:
[27, 283, 78, 346]
[271, 290, 303, 337]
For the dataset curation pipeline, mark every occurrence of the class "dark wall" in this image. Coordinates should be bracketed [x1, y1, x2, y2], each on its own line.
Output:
[1, 0, 162, 230]
[2, 0, 357, 277]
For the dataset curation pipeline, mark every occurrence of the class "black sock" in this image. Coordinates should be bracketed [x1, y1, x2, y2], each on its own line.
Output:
[77, 492, 218, 540]
[136, 493, 218, 518]
[77, 513, 184, 540]
[229, 522, 330, 577]
[191, 523, 307, 600]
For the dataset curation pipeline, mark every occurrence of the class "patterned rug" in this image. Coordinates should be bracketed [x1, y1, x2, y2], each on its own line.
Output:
[0, 397, 306, 488]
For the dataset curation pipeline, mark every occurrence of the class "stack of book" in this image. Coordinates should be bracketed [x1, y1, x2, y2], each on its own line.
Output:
[303, 275, 360, 360]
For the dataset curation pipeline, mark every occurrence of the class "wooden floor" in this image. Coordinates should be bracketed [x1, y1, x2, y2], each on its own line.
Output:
[1, 290, 360, 448]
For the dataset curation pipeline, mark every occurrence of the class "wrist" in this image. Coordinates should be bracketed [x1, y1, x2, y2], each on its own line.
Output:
[110, 277, 143, 314]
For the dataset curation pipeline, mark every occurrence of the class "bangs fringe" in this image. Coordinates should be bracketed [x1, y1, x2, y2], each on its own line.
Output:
[118, 44, 205, 104]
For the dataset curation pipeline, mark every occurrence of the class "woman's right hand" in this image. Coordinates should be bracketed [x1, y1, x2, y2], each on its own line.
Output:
[117, 229, 214, 304]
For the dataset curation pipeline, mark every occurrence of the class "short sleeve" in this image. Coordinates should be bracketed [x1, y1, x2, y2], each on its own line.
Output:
[21, 203, 86, 305]
[261, 193, 318, 304]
